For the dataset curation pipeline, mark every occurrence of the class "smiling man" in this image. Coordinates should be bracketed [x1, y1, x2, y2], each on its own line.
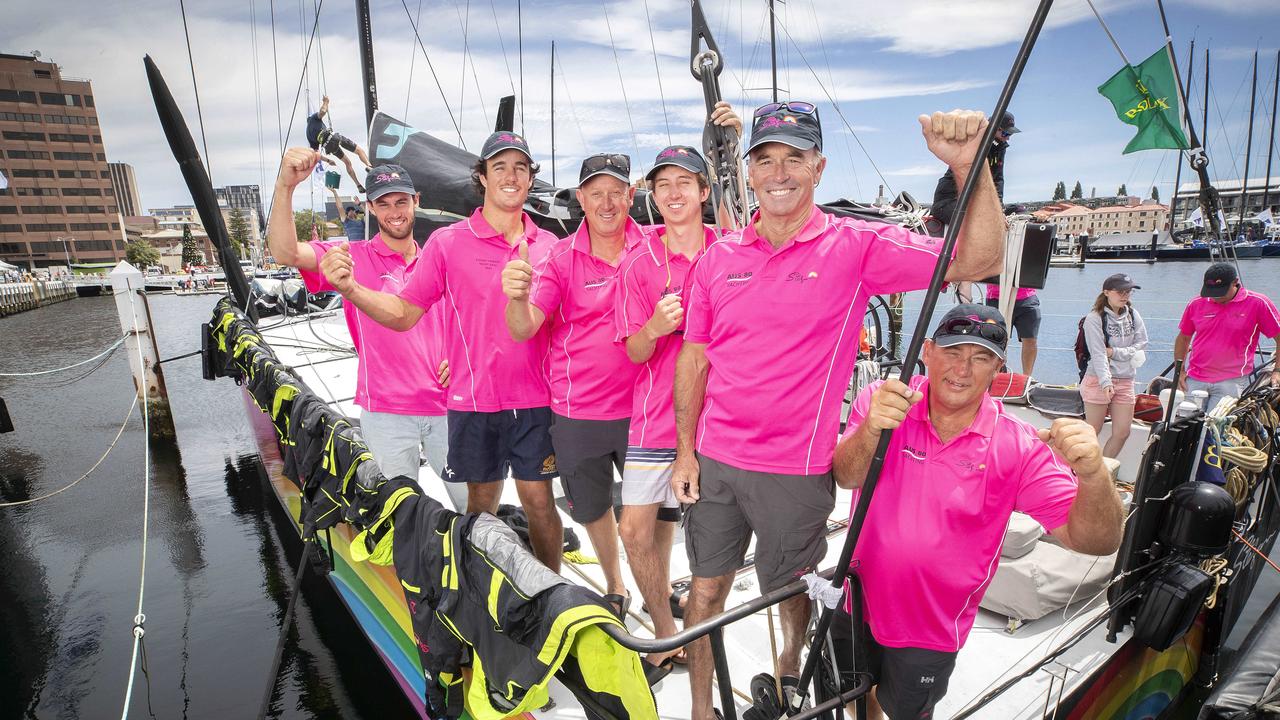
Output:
[671, 102, 1007, 720]
[832, 304, 1123, 719]
[267, 154, 460, 509]
[503, 153, 645, 619]
[320, 132, 565, 571]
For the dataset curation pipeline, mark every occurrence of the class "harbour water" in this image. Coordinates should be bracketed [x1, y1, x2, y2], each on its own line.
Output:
[1, 258, 1278, 718]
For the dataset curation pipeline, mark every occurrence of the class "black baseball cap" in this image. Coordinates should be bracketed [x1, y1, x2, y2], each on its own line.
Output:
[365, 164, 415, 201]
[579, 153, 631, 185]
[1200, 262, 1238, 298]
[1103, 273, 1140, 291]
[480, 131, 533, 161]
[645, 145, 708, 182]
[745, 102, 823, 155]
[932, 303, 1008, 359]
[999, 111, 1021, 135]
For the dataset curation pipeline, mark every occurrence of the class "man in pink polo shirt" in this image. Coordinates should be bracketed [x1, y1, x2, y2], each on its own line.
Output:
[503, 153, 644, 619]
[267, 152, 464, 510]
[1174, 262, 1280, 412]
[615, 145, 721, 680]
[320, 131, 565, 571]
[831, 304, 1123, 719]
[671, 103, 1007, 720]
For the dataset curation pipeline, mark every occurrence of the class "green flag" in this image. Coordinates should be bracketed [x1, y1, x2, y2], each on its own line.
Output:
[1098, 45, 1191, 154]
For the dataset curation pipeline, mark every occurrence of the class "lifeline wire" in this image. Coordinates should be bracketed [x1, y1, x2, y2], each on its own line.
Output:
[119, 288, 153, 720]
[0, 335, 126, 377]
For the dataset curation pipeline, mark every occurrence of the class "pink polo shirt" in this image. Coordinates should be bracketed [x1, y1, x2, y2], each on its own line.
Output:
[530, 218, 646, 420]
[399, 209, 555, 412]
[985, 285, 1036, 301]
[300, 234, 446, 416]
[615, 225, 717, 448]
[1179, 288, 1280, 383]
[683, 205, 946, 474]
[844, 378, 1078, 652]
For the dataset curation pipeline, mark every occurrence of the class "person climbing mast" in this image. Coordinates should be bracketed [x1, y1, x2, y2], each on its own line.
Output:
[306, 94, 373, 197]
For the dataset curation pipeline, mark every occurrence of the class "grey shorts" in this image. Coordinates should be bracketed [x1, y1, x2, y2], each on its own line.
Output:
[684, 453, 836, 593]
[987, 295, 1041, 340]
[550, 414, 629, 523]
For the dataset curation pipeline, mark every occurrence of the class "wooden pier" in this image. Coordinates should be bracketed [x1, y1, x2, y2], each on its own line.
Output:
[0, 281, 77, 318]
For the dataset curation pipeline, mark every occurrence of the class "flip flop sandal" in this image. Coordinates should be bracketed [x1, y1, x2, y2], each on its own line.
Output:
[602, 592, 631, 621]
[642, 588, 689, 620]
[643, 656, 674, 687]
[669, 647, 689, 666]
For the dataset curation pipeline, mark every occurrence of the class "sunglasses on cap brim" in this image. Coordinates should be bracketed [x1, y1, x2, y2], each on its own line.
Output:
[582, 153, 631, 177]
[753, 101, 817, 118]
[934, 316, 1008, 347]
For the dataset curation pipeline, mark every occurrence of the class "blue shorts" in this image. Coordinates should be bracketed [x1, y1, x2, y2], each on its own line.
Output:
[444, 408, 557, 484]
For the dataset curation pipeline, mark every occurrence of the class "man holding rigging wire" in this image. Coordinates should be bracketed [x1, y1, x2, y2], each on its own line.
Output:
[672, 102, 1007, 720]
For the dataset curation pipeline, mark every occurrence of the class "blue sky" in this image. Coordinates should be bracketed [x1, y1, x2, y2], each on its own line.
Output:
[6, 0, 1279, 213]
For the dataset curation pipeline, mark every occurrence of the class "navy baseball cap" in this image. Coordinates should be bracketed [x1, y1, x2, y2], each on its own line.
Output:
[645, 145, 708, 182]
[579, 153, 631, 185]
[745, 101, 823, 155]
[1000, 111, 1021, 135]
[365, 164, 415, 201]
[932, 303, 1008, 359]
[1103, 273, 1140, 291]
[480, 131, 533, 161]
[1201, 262, 1238, 298]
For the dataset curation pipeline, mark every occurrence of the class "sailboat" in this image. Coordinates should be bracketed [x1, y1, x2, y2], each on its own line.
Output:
[148, 1, 1280, 718]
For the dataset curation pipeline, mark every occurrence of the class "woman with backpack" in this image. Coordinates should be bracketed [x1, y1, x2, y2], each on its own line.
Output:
[1079, 273, 1149, 458]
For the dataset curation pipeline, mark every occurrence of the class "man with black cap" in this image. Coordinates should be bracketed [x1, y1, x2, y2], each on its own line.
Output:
[832, 304, 1123, 720]
[320, 131, 566, 570]
[671, 102, 1007, 719]
[502, 152, 646, 620]
[930, 110, 1018, 226]
[613, 144, 723, 679]
[268, 148, 462, 510]
[1174, 262, 1280, 411]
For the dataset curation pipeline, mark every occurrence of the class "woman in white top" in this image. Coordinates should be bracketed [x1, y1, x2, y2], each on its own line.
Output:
[1080, 273, 1149, 458]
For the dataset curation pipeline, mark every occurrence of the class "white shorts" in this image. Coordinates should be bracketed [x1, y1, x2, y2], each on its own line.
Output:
[622, 446, 678, 509]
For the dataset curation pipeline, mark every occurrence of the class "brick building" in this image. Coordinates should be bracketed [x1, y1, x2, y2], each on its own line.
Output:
[0, 52, 124, 268]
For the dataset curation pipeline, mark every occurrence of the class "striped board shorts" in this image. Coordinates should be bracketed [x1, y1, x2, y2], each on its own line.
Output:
[622, 447, 681, 521]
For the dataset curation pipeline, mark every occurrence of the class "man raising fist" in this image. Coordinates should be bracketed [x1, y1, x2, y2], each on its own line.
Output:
[266, 150, 462, 510]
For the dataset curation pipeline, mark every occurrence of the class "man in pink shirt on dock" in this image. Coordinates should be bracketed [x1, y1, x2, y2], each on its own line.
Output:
[832, 303, 1123, 719]
[267, 152, 463, 510]
[671, 102, 1007, 720]
[320, 131, 565, 571]
[503, 153, 644, 617]
[1174, 262, 1280, 412]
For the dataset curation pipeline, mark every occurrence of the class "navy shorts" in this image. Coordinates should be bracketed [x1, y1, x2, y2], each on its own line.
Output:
[444, 408, 557, 484]
[830, 607, 958, 719]
[987, 295, 1041, 340]
[551, 414, 628, 524]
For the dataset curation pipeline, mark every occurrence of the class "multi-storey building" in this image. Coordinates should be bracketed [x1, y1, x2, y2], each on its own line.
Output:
[215, 184, 265, 231]
[0, 52, 124, 268]
[108, 161, 142, 217]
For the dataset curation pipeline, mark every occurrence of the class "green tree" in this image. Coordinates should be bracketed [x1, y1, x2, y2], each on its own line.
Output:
[1117, 183, 1128, 196]
[294, 209, 329, 243]
[125, 239, 161, 269]
[181, 223, 203, 266]
[1052, 181, 1067, 201]
[1151, 185, 1160, 202]
[227, 207, 250, 259]
[1070, 181, 1083, 199]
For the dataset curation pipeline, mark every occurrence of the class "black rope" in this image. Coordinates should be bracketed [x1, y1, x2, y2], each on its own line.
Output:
[178, 0, 213, 183]
[257, 533, 313, 720]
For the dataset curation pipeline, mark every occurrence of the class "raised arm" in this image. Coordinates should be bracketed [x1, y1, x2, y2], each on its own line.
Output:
[918, 111, 1006, 283]
[268, 147, 324, 271]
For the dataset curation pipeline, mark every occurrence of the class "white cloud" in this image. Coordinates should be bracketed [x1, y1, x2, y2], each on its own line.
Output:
[885, 164, 945, 177]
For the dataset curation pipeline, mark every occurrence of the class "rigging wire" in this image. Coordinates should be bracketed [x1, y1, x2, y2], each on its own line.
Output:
[772, 15, 895, 197]
[403, 0, 424, 120]
[487, 0, 519, 100]
[554, 49, 590, 154]
[269, 0, 284, 157]
[600, 2, 644, 174]
[0, 394, 138, 508]
[117, 290, 154, 720]
[805, 0, 863, 200]
[451, 0, 491, 131]
[641, 0, 672, 144]
[250, 0, 269, 237]
[399, 0, 467, 148]
[261, 0, 326, 231]
[0, 335, 126, 377]
[177, 0, 213, 183]
[454, 0, 470, 132]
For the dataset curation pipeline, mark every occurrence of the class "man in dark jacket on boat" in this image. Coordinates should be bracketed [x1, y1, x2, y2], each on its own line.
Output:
[832, 304, 1124, 719]
[319, 131, 568, 573]
[267, 150, 466, 511]
[671, 103, 1007, 720]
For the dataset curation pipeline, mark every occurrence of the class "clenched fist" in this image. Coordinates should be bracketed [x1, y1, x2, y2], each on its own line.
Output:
[277, 147, 323, 191]
[863, 379, 923, 435]
[919, 110, 989, 173]
[1037, 418, 1106, 479]
[321, 242, 357, 295]
[646, 293, 684, 338]
[501, 241, 534, 301]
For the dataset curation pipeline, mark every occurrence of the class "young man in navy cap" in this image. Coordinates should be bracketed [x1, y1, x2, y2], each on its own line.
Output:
[1174, 262, 1280, 411]
[322, 131, 567, 570]
[672, 102, 1007, 719]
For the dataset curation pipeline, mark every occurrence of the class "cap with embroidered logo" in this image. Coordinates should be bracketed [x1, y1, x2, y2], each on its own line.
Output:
[365, 164, 415, 201]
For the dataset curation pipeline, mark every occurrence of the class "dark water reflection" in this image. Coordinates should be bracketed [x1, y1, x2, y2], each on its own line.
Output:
[1, 259, 1277, 718]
